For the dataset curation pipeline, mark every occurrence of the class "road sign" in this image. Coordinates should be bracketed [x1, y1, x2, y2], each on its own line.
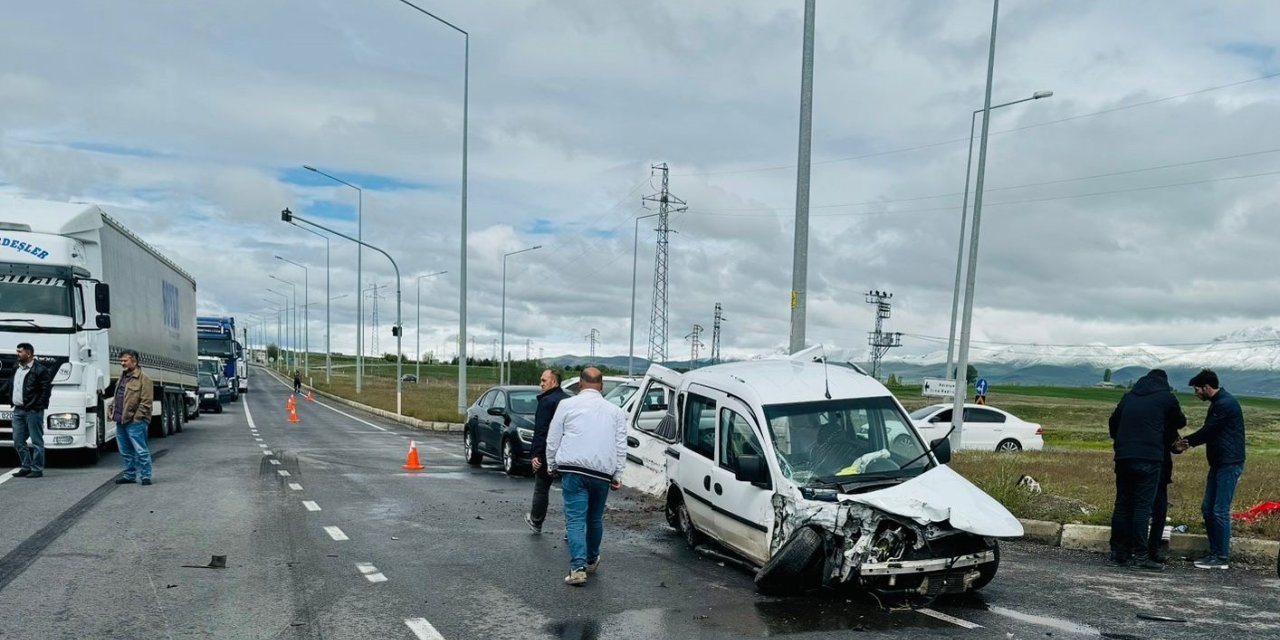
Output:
[922, 377, 957, 398]
[975, 378, 989, 396]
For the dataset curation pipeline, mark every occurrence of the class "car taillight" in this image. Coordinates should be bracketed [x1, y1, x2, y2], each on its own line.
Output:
[1035, 426, 1044, 436]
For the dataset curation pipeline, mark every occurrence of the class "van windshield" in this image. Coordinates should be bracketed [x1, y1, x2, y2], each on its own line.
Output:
[762, 396, 932, 486]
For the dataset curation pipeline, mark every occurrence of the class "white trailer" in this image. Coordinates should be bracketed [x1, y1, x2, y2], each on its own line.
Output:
[0, 200, 198, 463]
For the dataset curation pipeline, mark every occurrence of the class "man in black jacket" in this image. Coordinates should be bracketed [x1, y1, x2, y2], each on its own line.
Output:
[10, 343, 54, 478]
[1177, 369, 1246, 570]
[525, 368, 570, 533]
[1107, 369, 1186, 569]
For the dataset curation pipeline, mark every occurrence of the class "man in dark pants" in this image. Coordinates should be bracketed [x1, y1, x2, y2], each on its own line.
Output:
[525, 368, 569, 533]
[10, 342, 53, 479]
[1107, 369, 1185, 570]
[1177, 369, 1246, 570]
[1147, 438, 1180, 563]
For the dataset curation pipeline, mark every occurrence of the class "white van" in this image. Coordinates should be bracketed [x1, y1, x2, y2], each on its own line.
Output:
[625, 353, 1022, 595]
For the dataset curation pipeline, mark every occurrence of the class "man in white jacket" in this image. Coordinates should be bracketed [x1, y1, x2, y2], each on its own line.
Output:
[546, 367, 628, 586]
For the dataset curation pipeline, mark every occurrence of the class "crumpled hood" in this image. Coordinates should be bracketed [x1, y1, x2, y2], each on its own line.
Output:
[837, 465, 1024, 538]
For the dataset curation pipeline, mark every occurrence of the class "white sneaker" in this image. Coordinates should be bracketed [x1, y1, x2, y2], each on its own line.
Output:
[564, 569, 587, 586]
[586, 557, 601, 574]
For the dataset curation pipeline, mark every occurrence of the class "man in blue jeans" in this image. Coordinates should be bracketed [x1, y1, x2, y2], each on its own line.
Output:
[10, 342, 53, 479]
[546, 367, 628, 586]
[111, 349, 155, 486]
[1177, 369, 1246, 570]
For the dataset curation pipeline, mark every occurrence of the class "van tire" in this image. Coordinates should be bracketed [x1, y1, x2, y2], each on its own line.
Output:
[971, 542, 1000, 590]
[664, 490, 683, 530]
[754, 527, 824, 595]
[675, 500, 705, 549]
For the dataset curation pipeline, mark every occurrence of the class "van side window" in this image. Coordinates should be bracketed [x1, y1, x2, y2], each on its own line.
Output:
[682, 393, 716, 460]
[637, 381, 678, 442]
[719, 409, 763, 473]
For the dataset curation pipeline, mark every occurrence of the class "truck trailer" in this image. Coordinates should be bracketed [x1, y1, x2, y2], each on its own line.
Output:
[0, 200, 198, 463]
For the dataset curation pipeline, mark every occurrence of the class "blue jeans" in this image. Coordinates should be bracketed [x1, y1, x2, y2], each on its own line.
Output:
[12, 408, 45, 473]
[116, 421, 152, 481]
[1202, 463, 1244, 559]
[561, 473, 610, 570]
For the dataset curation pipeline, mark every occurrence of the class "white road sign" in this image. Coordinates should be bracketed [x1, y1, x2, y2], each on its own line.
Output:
[922, 377, 957, 398]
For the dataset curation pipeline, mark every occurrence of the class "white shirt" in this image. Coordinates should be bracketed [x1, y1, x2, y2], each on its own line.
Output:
[12, 361, 31, 407]
[546, 388, 628, 481]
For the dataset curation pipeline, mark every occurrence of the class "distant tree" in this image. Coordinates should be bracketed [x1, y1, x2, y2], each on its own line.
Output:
[886, 373, 900, 387]
[267, 344, 279, 362]
[1103, 368, 1113, 383]
[953, 364, 979, 382]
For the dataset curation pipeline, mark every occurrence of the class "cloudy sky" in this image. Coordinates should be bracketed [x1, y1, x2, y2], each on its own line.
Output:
[3, 0, 1279, 364]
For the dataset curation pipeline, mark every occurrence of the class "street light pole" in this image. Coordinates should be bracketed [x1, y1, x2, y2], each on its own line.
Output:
[629, 213, 661, 376]
[944, 90, 1053, 380]
[270, 276, 298, 374]
[304, 165, 363, 394]
[282, 208, 406, 415]
[265, 291, 288, 368]
[416, 270, 449, 382]
[393, 0, 469, 415]
[788, 0, 816, 354]
[287, 224, 332, 384]
[276, 257, 310, 379]
[501, 245, 541, 385]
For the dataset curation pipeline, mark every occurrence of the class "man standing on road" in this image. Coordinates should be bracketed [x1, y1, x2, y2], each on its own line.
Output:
[111, 349, 155, 486]
[1107, 369, 1185, 570]
[526, 368, 569, 534]
[293, 370, 302, 394]
[1177, 369, 1246, 570]
[10, 343, 53, 479]
[546, 367, 627, 586]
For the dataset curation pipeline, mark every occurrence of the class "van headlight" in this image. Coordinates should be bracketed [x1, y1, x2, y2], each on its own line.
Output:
[517, 427, 534, 443]
[47, 413, 80, 430]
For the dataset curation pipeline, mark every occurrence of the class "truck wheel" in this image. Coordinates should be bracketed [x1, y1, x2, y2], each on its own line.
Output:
[971, 541, 1000, 590]
[755, 527, 824, 595]
[151, 405, 168, 439]
[176, 404, 185, 433]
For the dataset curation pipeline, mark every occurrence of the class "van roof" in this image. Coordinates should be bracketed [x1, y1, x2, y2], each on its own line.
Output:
[681, 359, 893, 407]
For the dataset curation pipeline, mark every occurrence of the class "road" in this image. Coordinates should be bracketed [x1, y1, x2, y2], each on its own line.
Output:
[1, 368, 1277, 640]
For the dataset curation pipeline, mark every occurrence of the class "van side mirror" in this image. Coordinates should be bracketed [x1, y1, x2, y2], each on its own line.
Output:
[930, 437, 952, 465]
[95, 282, 110, 314]
[735, 454, 771, 488]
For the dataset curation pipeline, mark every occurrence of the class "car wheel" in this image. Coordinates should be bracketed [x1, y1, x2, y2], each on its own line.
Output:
[215, 402, 224, 414]
[502, 439, 520, 476]
[755, 527, 825, 595]
[996, 438, 1022, 452]
[464, 427, 483, 465]
[676, 500, 705, 549]
[971, 541, 1000, 590]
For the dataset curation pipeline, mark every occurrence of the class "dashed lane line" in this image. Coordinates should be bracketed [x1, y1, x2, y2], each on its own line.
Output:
[918, 608, 983, 630]
[302, 501, 321, 512]
[288, 483, 303, 491]
[405, 618, 446, 640]
[269, 459, 281, 466]
[356, 563, 387, 583]
[277, 470, 291, 477]
[0, 468, 18, 487]
[323, 526, 349, 541]
[263, 450, 273, 456]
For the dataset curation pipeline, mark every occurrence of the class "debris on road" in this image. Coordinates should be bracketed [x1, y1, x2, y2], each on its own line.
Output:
[181, 555, 227, 569]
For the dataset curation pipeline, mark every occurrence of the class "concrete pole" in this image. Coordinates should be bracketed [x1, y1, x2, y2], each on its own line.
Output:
[788, 0, 816, 354]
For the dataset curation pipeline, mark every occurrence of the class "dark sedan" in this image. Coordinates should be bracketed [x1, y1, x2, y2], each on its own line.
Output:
[463, 385, 541, 476]
[198, 373, 225, 413]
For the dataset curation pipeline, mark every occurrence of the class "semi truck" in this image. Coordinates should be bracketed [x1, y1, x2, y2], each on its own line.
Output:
[197, 315, 246, 396]
[0, 200, 198, 463]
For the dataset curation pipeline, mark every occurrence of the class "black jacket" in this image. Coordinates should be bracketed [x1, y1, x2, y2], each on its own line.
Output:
[1185, 389, 1246, 467]
[530, 386, 570, 461]
[1109, 371, 1186, 463]
[9, 360, 54, 412]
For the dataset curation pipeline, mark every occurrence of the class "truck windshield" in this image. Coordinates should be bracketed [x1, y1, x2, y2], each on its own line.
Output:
[0, 272, 72, 317]
[198, 337, 233, 358]
[762, 396, 931, 487]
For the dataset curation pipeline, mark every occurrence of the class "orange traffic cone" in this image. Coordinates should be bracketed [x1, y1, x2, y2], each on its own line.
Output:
[401, 440, 425, 471]
[288, 406, 300, 423]
[287, 395, 295, 410]
[306, 390, 314, 402]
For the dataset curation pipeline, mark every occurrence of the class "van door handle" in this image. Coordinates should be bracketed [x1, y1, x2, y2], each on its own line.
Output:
[713, 483, 723, 495]
[703, 476, 711, 491]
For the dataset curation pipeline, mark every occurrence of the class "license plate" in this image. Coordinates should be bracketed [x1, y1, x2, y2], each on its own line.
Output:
[0, 411, 11, 421]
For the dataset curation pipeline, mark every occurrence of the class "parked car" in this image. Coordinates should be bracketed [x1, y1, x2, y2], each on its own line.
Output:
[463, 385, 542, 475]
[561, 375, 636, 397]
[197, 373, 224, 413]
[629, 350, 1021, 596]
[400, 373, 419, 383]
[909, 403, 1044, 452]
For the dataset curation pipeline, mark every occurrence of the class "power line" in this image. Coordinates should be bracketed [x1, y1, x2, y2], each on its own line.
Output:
[903, 332, 1280, 349]
[676, 71, 1280, 178]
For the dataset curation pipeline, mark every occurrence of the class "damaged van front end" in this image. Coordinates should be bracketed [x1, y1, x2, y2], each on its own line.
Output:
[764, 465, 1021, 596]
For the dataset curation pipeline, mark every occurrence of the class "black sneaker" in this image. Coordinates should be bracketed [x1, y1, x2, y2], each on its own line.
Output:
[1148, 553, 1169, 564]
[524, 513, 542, 534]
[14, 469, 31, 477]
[141, 479, 153, 486]
[1194, 556, 1229, 570]
[1105, 555, 1133, 568]
[24, 471, 43, 478]
[1134, 559, 1165, 571]
[115, 477, 137, 485]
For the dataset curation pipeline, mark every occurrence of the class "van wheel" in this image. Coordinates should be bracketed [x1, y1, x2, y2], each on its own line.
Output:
[755, 527, 824, 595]
[996, 439, 1022, 452]
[676, 500, 705, 549]
[664, 491, 683, 530]
[971, 541, 1000, 590]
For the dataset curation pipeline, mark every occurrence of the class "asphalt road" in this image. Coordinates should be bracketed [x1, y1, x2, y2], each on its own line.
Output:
[1, 369, 1277, 640]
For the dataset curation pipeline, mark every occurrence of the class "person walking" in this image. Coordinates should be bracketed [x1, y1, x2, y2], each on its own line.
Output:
[546, 367, 627, 586]
[10, 342, 53, 479]
[1177, 369, 1246, 570]
[293, 370, 302, 394]
[1106, 369, 1185, 569]
[525, 368, 570, 534]
[111, 349, 155, 485]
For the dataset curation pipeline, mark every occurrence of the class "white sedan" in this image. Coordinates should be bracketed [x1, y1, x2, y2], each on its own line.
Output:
[909, 403, 1044, 452]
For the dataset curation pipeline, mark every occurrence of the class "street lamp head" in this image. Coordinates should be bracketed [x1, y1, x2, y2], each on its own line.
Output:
[281, 207, 293, 222]
[532, 245, 542, 250]
[303, 165, 316, 172]
[1032, 90, 1054, 99]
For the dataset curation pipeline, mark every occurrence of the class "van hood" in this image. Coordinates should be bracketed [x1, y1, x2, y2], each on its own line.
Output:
[837, 464, 1023, 538]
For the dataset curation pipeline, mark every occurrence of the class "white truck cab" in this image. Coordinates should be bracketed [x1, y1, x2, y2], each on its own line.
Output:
[625, 352, 1022, 595]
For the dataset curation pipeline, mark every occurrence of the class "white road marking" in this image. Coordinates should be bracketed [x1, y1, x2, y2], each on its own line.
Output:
[288, 482, 303, 491]
[324, 526, 349, 541]
[254, 437, 263, 442]
[987, 606, 1098, 636]
[405, 618, 445, 640]
[356, 562, 388, 583]
[310, 398, 389, 432]
[277, 470, 291, 477]
[269, 459, 281, 466]
[302, 500, 321, 511]
[258, 444, 268, 448]
[243, 398, 258, 430]
[0, 468, 18, 487]
[263, 450, 273, 456]
[918, 608, 983, 629]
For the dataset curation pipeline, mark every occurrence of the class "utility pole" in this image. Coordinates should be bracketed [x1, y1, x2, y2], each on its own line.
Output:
[365, 283, 389, 356]
[490, 338, 498, 362]
[525, 339, 531, 361]
[642, 163, 687, 367]
[788, 0, 817, 354]
[865, 290, 903, 380]
[585, 328, 600, 366]
[685, 324, 705, 370]
[711, 303, 725, 365]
